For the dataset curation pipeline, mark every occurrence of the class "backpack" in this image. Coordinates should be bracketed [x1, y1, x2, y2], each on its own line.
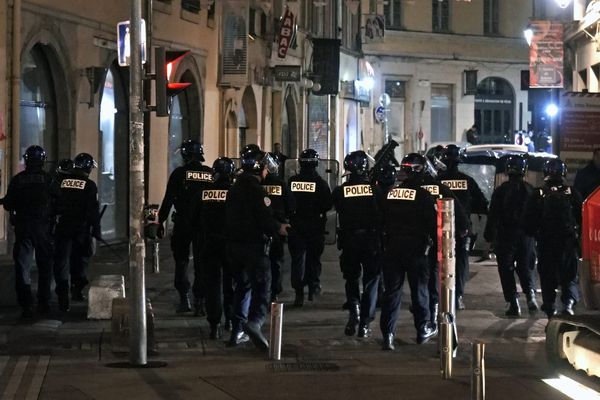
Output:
[539, 186, 578, 240]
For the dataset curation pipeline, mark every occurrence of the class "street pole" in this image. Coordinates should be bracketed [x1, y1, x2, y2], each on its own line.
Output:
[438, 198, 456, 379]
[129, 0, 148, 366]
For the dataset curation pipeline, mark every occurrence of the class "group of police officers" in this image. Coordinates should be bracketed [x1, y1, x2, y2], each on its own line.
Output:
[5, 139, 583, 353]
[3, 146, 101, 318]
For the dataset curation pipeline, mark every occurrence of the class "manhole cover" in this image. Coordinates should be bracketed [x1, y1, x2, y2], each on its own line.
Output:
[267, 362, 339, 372]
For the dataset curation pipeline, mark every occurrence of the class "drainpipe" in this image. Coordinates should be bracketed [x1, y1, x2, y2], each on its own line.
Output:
[11, 0, 22, 175]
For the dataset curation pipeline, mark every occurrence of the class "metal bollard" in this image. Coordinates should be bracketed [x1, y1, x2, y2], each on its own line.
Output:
[269, 302, 283, 360]
[437, 198, 457, 379]
[152, 241, 160, 273]
[471, 341, 485, 400]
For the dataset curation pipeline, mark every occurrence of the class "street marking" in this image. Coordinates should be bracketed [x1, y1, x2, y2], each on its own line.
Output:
[26, 355, 50, 400]
[4, 356, 28, 399]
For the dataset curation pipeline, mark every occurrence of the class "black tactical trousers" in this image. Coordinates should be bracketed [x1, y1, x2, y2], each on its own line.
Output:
[229, 242, 272, 333]
[170, 223, 204, 299]
[455, 235, 469, 299]
[379, 241, 430, 336]
[54, 230, 92, 297]
[13, 220, 53, 308]
[288, 231, 325, 291]
[537, 239, 579, 312]
[339, 231, 381, 324]
[495, 232, 536, 302]
[427, 245, 439, 310]
[200, 239, 234, 326]
[269, 234, 285, 297]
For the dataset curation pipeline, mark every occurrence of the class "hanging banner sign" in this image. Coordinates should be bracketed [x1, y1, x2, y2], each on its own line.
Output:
[529, 20, 564, 88]
[277, 7, 296, 59]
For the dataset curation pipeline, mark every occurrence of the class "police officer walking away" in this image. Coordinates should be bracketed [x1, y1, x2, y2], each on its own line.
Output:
[158, 140, 213, 314]
[225, 147, 290, 351]
[195, 157, 236, 340]
[54, 153, 102, 310]
[262, 155, 295, 302]
[484, 156, 538, 316]
[439, 144, 488, 310]
[523, 159, 582, 318]
[288, 149, 333, 306]
[380, 154, 437, 350]
[333, 151, 382, 338]
[3, 146, 59, 317]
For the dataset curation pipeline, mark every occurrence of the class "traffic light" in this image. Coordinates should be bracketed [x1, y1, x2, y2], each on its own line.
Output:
[155, 46, 192, 117]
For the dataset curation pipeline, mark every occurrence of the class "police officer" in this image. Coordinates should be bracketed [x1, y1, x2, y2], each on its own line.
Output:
[374, 164, 397, 194]
[439, 144, 488, 310]
[523, 159, 582, 318]
[484, 156, 538, 316]
[333, 151, 382, 338]
[3, 145, 59, 317]
[54, 153, 102, 310]
[417, 154, 469, 331]
[54, 159, 73, 183]
[158, 140, 212, 314]
[288, 149, 333, 306]
[262, 154, 295, 302]
[380, 154, 437, 350]
[225, 147, 290, 351]
[195, 157, 236, 340]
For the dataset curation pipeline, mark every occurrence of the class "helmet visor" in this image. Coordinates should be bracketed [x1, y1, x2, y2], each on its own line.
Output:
[262, 152, 279, 174]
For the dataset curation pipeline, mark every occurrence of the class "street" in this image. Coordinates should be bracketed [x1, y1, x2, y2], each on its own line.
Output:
[0, 241, 579, 399]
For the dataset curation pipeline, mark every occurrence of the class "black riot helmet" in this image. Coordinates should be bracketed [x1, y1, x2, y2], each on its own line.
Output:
[400, 153, 428, 179]
[23, 145, 46, 167]
[212, 157, 235, 181]
[427, 145, 447, 172]
[343, 150, 369, 177]
[73, 153, 97, 175]
[505, 155, 528, 176]
[57, 158, 73, 175]
[299, 149, 319, 171]
[442, 144, 462, 169]
[181, 140, 205, 163]
[543, 158, 567, 181]
[376, 164, 396, 188]
[240, 144, 261, 157]
[241, 148, 278, 175]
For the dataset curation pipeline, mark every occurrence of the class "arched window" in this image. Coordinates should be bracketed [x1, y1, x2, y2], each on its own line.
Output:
[475, 77, 515, 144]
[20, 44, 58, 169]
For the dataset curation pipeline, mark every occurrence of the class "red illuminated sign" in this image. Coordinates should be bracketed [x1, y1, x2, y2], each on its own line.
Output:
[277, 7, 295, 59]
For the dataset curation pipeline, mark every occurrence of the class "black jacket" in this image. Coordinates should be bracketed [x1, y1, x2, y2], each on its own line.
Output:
[574, 161, 600, 200]
[333, 175, 381, 232]
[195, 178, 231, 241]
[484, 177, 533, 243]
[3, 166, 59, 225]
[55, 169, 100, 236]
[439, 167, 488, 217]
[262, 173, 295, 224]
[225, 172, 281, 244]
[288, 169, 333, 236]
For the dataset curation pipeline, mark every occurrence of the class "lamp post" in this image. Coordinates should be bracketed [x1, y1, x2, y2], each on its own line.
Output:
[379, 93, 390, 144]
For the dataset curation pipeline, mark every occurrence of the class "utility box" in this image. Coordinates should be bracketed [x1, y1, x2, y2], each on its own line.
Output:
[110, 297, 155, 353]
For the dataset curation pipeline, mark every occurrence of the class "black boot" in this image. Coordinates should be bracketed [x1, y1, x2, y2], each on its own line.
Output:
[224, 319, 233, 332]
[357, 322, 370, 338]
[344, 304, 360, 336]
[227, 330, 249, 347]
[505, 298, 521, 317]
[526, 290, 539, 313]
[177, 292, 192, 313]
[209, 323, 222, 340]
[562, 299, 575, 316]
[430, 302, 439, 331]
[244, 321, 269, 352]
[382, 333, 395, 351]
[417, 322, 437, 344]
[293, 289, 304, 307]
[194, 298, 206, 317]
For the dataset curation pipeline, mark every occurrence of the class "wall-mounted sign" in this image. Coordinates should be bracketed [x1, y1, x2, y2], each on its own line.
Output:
[277, 7, 296, 59]
[340, 80, 370, 104]
[529, 20, 564, 88]
[273, 65, 301, 82]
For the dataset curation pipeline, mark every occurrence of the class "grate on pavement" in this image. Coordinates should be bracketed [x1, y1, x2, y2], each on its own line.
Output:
[267, 361, 340, 372]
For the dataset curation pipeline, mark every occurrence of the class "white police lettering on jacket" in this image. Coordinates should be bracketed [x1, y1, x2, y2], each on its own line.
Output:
[421, 185, 440, 196]
[291, 181, 316, 192]
[61, 179, 86, 190]
[343, 184, 373, 198]
[441, 180, 468, 190]
[186, 171, 213, 182]
[263, 185, 283, 196]
[202, 190, 227, 202]
[387, 188, 416, 200]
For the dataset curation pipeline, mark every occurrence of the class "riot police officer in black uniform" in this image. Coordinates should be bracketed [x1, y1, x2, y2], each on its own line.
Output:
[54, 153, 101, 310]
[54, 159, 73, 183]
[262, 154, 295, 302]
[380, 154, 437, 350]
[158, 140, 213, 314]
[484, 156, 538, 316]
[523, 159, 582, 318]
[333, 151, 382, 338]
[225, 147, 290, 351]
[288, 149, 333, 306]
[3, 146, 59, 317]
[196, 157, 236, 340]
[439, 144, 488, 310]
[417, 154, 468, 331]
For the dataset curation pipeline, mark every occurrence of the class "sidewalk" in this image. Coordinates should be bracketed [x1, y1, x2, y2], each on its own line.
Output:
[0, 239, 572, 399]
